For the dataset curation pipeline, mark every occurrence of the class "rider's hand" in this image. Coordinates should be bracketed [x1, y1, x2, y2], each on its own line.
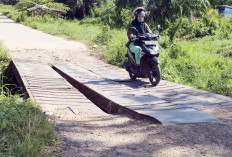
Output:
[131, 35, 136, 41]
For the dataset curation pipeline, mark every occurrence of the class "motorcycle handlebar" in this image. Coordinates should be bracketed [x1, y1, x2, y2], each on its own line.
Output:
[134, 34, 161, 41]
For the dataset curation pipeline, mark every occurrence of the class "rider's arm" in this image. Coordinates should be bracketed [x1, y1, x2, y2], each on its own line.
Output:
[127, 24, 135, 41]
[145, 23, 152, 33]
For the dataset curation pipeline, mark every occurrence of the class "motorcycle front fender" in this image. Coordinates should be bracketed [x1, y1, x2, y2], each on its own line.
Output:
[151, 56, 160, 64]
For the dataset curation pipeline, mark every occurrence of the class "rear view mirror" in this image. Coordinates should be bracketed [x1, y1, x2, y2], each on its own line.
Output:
[145, 11, 150, 16]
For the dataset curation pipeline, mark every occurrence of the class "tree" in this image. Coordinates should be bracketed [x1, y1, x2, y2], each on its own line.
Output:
[209, 0, 232, 8]
[144, 0, 210, 28]
[54, 0, 107, 19]
[1, 0, 19, 5]
[114, 0, 143, 8]
[111, 0, 210, 28]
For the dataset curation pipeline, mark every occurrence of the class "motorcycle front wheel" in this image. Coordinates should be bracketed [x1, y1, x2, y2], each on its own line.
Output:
[149, 63, 161, 86]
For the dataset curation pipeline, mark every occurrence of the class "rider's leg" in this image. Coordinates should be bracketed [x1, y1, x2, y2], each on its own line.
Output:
[129, 42, 142, 65]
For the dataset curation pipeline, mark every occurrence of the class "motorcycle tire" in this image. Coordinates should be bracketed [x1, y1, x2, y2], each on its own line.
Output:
[128, 59, 137, 80]
[129, 71, 137, 80]
[149, 63, 161, 86]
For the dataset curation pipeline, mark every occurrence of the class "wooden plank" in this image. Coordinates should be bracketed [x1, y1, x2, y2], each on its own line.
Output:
[32, 94, 83, 98]
[35, 97, 91, 103]
[30, 90, 81, 95]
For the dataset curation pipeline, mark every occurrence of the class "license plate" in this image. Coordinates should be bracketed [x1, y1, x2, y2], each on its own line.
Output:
[144, 41, 157, 45]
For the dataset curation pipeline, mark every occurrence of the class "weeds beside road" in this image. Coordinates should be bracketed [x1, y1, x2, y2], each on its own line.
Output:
[0, 43, 60, 157]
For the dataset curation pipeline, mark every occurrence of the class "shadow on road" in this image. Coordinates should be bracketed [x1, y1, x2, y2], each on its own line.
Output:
[55, 114, 232, 157]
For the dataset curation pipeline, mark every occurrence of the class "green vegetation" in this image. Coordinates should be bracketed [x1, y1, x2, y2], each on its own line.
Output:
[0, 96, 60, 157]
[0, 0, 231, 97]
[0, 43, 10, 69]
[0, 44, 60, 156]
[159, 37, 232, 96]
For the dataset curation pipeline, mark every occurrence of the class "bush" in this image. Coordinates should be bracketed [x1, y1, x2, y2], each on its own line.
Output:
[95, 25, 113, 46]
[218, 18, 232, 39]
[101, 8, 132, 28]
[168, 42, 189, 59]
[0, 96, 59, 156]
[0, 42, 10, 63]
[165, 12, 220, 40]
[79, 17, 101, 25]
[15, 0, 36, 11]
[216, 45, 232, 58]
[94, 26, 127, 67]
[16, 11, 27, 22]
[105, 35, 127, 67]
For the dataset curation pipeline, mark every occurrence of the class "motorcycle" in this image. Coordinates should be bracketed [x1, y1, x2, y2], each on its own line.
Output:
[124, 26, 161, 86]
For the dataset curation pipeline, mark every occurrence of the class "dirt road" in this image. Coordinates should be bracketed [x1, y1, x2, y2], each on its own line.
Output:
[1, 13, 232, 157]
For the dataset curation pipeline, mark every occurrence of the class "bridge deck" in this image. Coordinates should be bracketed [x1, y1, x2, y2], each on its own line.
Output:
[13, 59, 103, 115]
[53, 63, 232, 124]
[12, 58, 232, 124]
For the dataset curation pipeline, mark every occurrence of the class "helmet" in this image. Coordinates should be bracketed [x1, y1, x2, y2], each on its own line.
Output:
[133, 7, 146, 19]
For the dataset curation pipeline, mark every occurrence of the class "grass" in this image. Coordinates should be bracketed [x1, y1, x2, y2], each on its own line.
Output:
[0, 42, 60, 156]
[159, 37, 232, 96]
[0, 42, 10, 70]
[0, 96, 60, 157]
[0, 4, 231, 96]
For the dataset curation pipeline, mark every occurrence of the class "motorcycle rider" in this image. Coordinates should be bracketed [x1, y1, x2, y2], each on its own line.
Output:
[126, 7, 152, 68]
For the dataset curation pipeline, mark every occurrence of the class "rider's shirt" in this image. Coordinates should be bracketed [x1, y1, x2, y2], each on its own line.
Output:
[126, 19, 152, 48]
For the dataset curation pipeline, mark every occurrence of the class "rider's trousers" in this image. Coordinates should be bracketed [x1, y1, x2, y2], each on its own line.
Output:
[129, 42, 142, 65]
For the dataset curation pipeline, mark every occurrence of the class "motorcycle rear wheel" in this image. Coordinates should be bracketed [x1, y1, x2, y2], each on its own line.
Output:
[128, 59, 137, 80]
[129, 71, 137, 80]
[149, 63, 161, 86]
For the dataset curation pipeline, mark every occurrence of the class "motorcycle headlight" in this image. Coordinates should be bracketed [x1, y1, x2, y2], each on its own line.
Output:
[150, 49, 158, 55]
[150, 45, 159, 55]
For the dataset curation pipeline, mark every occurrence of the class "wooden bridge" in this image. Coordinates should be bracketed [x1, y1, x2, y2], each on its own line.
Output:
[12, 58, 232, 124]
